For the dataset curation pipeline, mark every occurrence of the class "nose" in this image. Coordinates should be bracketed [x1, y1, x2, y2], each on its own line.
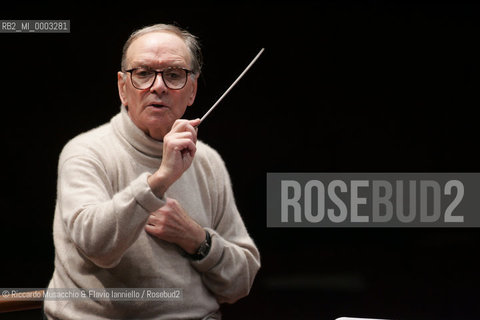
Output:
[149, 72, 168, 94]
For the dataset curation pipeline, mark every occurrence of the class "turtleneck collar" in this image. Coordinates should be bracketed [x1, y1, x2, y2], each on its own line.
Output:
[112, 105, 164, 158]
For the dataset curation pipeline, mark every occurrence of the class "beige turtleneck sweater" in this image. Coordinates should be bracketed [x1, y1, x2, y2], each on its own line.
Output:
[44, 106, 260, 319]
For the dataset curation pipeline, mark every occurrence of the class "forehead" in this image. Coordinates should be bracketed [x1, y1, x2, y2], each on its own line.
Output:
[126, 31, 190, 68]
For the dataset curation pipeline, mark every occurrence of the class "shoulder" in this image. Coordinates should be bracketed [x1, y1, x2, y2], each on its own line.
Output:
[195, 140, 226, 170]
[192, 140, 232, 186]
[59, 121, 115, 166]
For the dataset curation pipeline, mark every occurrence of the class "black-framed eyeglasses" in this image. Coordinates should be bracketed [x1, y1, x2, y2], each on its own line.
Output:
[125, 67, 192, 90]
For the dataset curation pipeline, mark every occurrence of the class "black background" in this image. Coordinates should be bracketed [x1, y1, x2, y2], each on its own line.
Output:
[1, 1, 479, 319]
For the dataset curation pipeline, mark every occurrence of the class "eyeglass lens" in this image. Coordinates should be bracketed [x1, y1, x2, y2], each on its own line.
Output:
[131, 68, 187, 90]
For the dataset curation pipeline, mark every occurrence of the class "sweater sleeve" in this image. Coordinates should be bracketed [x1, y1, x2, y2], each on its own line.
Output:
[189, 150, 261, 304]
[58, 152, 165, 269]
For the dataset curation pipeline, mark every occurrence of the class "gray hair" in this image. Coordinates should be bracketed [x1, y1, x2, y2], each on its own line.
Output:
[120, 24, 203, 76]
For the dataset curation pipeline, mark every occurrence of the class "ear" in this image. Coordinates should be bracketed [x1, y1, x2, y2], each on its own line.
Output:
[187, 75, 198, 107]
[117, 71, 128, 106]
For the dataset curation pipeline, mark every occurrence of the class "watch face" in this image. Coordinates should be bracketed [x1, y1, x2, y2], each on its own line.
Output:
[198, 243, 210, 256]
[193, 230, 211, 259]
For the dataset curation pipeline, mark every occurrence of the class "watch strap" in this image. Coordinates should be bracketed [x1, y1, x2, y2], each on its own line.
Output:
[188, 229, 211, 261]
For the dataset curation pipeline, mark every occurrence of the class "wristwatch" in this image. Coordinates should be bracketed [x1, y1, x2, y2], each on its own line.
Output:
[188, 229, 211, 261]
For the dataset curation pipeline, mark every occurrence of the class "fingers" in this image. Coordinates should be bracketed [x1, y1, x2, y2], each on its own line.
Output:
[147, 198, 183, 227]
[144, 198, 201, 250]
[189, 118, 201, 128]
[145, 202, 176, 238]
[171, 132, 196, 149]
[168, 138, 197, 158]
[171, 119, 200, 141]
[166, 119, 200, 157]
[151, 119, 201, 194]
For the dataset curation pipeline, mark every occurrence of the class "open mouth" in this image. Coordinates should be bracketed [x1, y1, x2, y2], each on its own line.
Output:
[149, 103, 167, 109]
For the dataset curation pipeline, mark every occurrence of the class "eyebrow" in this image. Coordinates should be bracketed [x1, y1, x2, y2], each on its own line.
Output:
[131, 60, 187, 69]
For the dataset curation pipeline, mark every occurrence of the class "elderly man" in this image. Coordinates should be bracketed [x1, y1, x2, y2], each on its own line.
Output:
[44, 24, 260, 319]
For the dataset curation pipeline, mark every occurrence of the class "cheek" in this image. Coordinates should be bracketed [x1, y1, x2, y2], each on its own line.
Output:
[178, 86, 195, 106]
[173, 95, 190, 115]
[126, 88, 145, 109]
